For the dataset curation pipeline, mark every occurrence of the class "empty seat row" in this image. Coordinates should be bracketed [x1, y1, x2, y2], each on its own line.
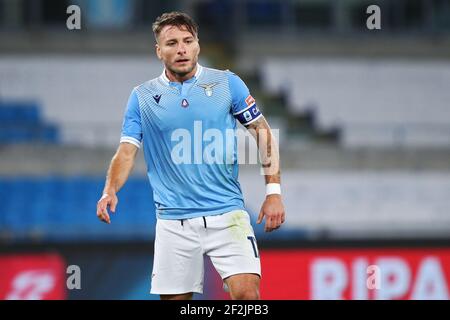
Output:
[0, 102, 41, 124]
[0, 101, 60, 144]
[261, 58, 450, 147]
[0, 177, 157, 242]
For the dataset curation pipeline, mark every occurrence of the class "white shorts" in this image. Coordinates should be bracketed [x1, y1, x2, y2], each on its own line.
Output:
[150, 209, 261, 295]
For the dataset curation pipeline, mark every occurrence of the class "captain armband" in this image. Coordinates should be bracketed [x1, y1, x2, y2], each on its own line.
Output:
[233, 96, 263, 126]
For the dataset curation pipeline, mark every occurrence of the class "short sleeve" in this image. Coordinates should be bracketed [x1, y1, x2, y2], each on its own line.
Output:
[227, 71, 263, 126]
[120, 88, 143, 148]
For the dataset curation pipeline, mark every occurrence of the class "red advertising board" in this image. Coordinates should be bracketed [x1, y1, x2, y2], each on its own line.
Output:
[0, 254, 67, 300]
[260, 248, 450, 300]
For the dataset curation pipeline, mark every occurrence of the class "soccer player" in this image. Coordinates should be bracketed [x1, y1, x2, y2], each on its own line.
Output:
[96, 12, 285, 300]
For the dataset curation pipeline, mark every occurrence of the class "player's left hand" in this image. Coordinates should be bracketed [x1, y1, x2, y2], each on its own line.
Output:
[257, 194, 285, 232]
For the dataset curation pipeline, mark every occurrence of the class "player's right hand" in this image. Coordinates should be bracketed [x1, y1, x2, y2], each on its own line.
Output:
[96, 193, 118, 224]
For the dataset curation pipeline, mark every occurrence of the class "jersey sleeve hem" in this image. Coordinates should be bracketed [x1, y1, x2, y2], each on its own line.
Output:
[120, 136, 142, 149]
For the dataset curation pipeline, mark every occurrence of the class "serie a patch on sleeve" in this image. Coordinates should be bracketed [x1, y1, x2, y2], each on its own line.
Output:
[234, 95, 262, 126]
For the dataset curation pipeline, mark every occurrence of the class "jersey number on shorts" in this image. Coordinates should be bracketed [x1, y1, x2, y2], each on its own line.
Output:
[247, 236, 259, 258]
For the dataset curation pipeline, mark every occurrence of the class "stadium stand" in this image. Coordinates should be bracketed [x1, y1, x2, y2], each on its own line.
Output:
[0, 176, 156, 242]
[261, 59, 450, 147]
[0, 101, 59, 144]
[1, 55, 450, 243]
[240, 169, 450, 239]
[2, 170, 449, 243]
[0, 56, 163, 146]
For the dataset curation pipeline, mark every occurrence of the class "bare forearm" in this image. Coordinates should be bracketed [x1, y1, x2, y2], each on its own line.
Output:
[261, 129, 280, 184]
[246, 117, 281, 185]
[103, 144, 137, 194]
[249, 117, 285, 232]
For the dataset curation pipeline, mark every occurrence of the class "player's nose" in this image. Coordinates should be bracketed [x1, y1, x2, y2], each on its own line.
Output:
[177, 43, 187, 54]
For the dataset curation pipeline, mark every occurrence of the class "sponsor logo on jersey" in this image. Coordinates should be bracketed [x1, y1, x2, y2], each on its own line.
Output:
[153, 94, 162, 104]
[245, 95, 255, 106]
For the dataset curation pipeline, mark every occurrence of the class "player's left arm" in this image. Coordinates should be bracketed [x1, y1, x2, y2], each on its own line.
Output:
[245, 116, 286, 232]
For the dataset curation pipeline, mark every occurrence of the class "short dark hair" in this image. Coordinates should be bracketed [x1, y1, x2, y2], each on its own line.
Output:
[152, 12, 199, 42]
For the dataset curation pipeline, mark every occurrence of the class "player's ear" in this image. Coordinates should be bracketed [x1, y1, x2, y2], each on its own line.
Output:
[155, 44, 162, 60]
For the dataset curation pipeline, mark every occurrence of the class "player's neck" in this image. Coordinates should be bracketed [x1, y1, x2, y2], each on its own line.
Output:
[165, 65, 197, 83]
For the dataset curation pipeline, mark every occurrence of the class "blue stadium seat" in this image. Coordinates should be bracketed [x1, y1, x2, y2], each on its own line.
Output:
[0, 176, 157, 242]
[0, 102, 41, 124]
[0, 101, 60, 145]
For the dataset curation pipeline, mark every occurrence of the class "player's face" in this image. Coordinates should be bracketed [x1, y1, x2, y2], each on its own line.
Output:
[156, 25, 200, 79]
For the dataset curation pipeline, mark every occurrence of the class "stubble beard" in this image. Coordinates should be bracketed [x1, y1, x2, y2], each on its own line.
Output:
[167, 59, 197, 78]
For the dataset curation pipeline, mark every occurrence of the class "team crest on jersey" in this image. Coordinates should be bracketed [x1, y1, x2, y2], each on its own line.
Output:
[198, 82, 219, 97]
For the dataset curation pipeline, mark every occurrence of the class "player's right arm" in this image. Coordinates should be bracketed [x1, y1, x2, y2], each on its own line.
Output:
[97, 88, 143, 224]
[96, 142, 138, 224]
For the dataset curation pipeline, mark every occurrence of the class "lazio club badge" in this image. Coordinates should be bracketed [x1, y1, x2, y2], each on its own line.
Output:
[198, 83, 219, 97]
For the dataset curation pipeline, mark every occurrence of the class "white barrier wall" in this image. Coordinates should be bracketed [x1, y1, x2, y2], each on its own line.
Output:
[239, 169, 450, 238]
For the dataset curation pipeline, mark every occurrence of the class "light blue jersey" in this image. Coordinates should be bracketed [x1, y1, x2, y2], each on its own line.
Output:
[120, 65, 262, 220]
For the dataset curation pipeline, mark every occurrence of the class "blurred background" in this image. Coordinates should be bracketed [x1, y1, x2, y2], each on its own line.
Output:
[1, 0, 450, 300]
